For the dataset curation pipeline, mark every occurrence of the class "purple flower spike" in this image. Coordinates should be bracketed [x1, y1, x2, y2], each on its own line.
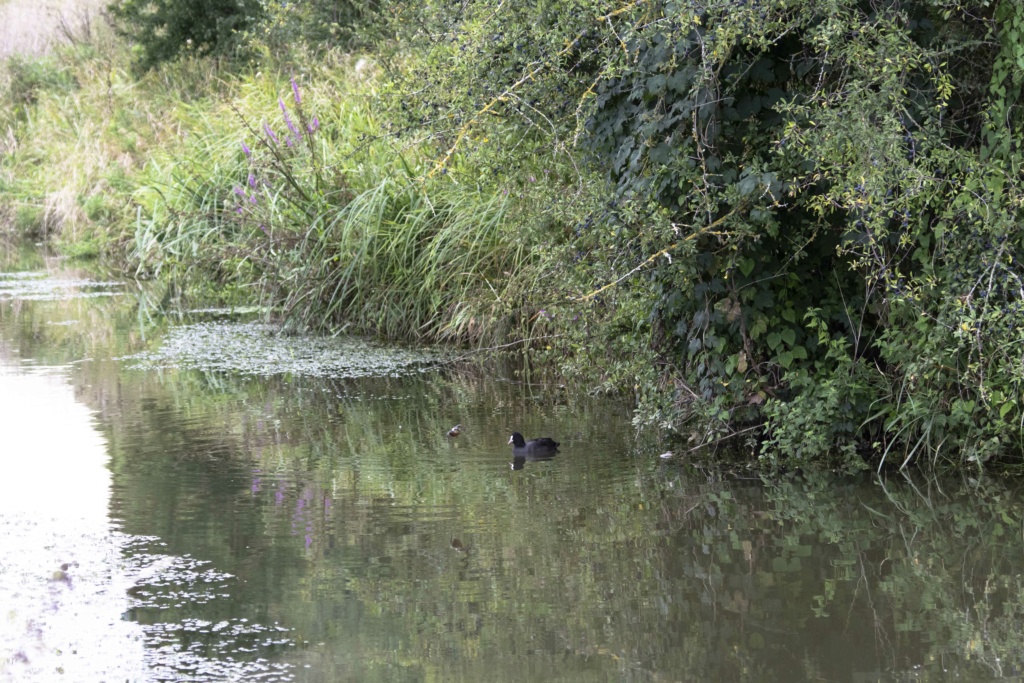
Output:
[307, 116, 320, 133]
[263, 122, 279, 144]
[291, 77, 301, 104]
[233, 186, 244, 197]
[241, 140, 251, 158]
[248, 173, 256, 188]
[279, 99, 299, 136]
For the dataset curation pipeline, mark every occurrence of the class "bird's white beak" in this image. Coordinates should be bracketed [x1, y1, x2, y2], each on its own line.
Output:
[507, 435, 513, 444]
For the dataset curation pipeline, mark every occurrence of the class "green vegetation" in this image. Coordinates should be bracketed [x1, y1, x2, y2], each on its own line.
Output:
[2, 0, 1024, 471]
[4, 260, 1024, 681]
[107, 0, 261, 70]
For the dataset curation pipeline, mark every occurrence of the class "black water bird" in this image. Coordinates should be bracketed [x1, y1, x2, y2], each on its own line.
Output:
[447, 424, 462, 439]
[508, 432, 560, 457]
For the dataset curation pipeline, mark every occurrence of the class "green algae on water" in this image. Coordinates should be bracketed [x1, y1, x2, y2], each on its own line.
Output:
[127, 322, 444, 379]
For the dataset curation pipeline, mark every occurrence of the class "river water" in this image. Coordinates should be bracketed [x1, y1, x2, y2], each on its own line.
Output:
[1, 250, 1023, 682]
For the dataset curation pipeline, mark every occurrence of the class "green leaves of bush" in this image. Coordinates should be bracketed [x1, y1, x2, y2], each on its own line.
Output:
[108, 0, 263, 70]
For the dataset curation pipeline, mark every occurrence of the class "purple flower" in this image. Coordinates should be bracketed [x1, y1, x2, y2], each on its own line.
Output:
[291, 77, 301, 104]
[248, 173, 256, 188]
[241, 140, 251, 158]
[307, 116, 319, 133]
[263, 122, 279, 144]
[279, 99, 298, 136]
[233, 186, 244, 197]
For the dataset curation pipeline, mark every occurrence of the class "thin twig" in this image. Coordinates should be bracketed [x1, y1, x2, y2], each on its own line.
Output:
[576, 208, 741, 301]
[444, 334, 565, 362]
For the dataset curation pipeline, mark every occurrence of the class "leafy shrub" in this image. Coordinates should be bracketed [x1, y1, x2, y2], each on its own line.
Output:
[108, 0, 263, 70]
[249, 0, 381, 55]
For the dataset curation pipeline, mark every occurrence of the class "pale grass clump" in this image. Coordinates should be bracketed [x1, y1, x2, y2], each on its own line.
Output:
[0, 10, 236, 244]
[0, 0, 107, 58]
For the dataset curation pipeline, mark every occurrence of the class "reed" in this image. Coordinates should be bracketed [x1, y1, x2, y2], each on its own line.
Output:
[277, 175, 535, 344]
[2, 17, 552, 347]
[120, 56, 544, 346]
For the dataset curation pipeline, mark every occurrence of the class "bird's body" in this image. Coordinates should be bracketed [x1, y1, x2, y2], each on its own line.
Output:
[447, 424, 462, 438]
[508, 432, 560, 457]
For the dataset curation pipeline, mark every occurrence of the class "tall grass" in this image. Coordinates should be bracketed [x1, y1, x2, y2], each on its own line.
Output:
[275, 177, 535, 344]
[118, 53, 547, 345]
[2, 19, 553, 347]
[0, 9, 207, 248]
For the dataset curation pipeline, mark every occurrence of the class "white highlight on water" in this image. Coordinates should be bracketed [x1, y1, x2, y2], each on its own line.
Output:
[0, 366, 149, 682]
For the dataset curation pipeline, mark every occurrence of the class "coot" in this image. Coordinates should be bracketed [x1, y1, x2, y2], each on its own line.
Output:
[508, 432, 560, 456]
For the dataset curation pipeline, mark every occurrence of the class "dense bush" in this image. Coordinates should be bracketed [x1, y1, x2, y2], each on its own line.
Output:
[384, 0, 1024, 469]
[249, 0, 382, 55]
[108, 0, 263, 70]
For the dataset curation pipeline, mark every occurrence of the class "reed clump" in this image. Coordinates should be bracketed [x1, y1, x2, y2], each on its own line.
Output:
[1, 24, 548, 346]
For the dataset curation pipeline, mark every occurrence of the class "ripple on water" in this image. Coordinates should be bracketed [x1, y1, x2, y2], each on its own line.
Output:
[0, 272, 122, 301]
[0, 365, 296, 683]
[121, 538, 296, 683]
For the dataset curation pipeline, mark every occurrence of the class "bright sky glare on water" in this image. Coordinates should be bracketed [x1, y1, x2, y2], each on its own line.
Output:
[0, 365, 149, 683]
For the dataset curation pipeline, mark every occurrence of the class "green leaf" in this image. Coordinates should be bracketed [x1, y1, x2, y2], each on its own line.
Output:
[738, 174, 758, 196]
[739, 257, 755, 277]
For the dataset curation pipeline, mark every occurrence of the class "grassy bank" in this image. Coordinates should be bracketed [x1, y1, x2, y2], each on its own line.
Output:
[0, 17, 556, 346]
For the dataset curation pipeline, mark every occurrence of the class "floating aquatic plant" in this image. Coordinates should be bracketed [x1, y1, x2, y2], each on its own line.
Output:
[127, 322, 445, 379]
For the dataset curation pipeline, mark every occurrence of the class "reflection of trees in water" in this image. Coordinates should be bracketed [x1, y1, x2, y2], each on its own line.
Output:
[78, 361, 1024, 680]
[679, 470, 1016, 679]
[7, 273, 1022, 681]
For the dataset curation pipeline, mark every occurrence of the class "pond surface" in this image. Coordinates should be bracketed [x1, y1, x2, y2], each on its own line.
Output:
[2, 250, 1024, 682]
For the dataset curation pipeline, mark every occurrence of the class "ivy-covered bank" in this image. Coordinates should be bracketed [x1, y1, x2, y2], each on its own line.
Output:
[3, 0, 1024, 471]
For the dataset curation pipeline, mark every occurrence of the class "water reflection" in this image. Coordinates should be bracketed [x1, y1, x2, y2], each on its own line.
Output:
[3, 262, 1024, 682]
[510, 453, 557, 470]
[0, 366, 148, 682]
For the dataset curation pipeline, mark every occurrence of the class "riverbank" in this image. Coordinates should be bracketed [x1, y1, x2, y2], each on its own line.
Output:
[3, 2, 1023, 471]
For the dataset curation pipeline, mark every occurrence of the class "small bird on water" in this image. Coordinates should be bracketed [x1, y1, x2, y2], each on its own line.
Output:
[447, 424, 462, 439]
[508, 432, 560, 456]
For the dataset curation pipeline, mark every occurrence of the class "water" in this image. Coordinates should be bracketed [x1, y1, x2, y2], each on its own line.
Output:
[2, 252, 1024, 682]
